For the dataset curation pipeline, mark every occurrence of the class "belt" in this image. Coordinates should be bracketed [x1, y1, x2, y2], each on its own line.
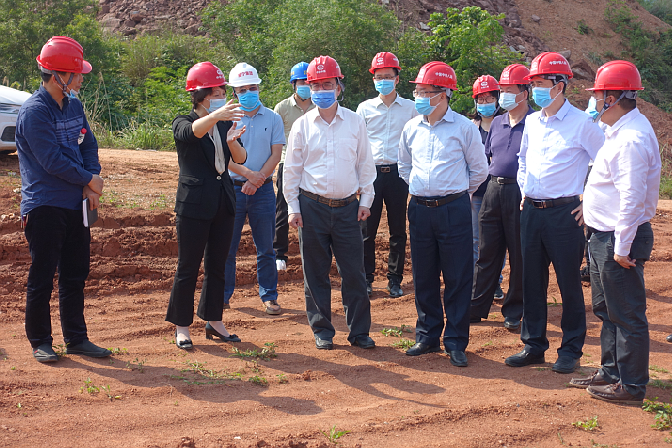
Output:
[299, 188, 357, 208]
[525, 195, 579, 209]
[413, 191, 466, 208]
[233, 177, 273, 187]
[376, 164, 396, 173]
[491, 176, 517, 185]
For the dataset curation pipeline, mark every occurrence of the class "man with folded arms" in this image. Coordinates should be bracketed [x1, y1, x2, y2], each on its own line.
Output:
[570, 61, 660, 405]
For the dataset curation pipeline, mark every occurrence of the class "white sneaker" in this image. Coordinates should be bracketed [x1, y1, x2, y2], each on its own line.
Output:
[276, 260, 287, 271]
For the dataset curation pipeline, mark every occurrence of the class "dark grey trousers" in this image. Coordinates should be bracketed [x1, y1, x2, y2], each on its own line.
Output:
[590, 222, 653, 399]
[298, 194, 371, 342]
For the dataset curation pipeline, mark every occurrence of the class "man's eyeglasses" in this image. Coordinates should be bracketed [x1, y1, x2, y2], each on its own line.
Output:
[310, 82, 336, 91]
[412, 90, 444, 98]
[373, 76, 396, 81]
[234, 86, 259, 95]
[476, 96, 497, 104]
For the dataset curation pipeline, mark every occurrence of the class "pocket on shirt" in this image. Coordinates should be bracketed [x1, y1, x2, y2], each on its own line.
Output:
[336, 138, 358, 163]
[176, 175, 204, 204]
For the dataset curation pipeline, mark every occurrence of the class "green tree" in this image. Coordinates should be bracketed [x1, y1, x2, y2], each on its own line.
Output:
[426, 6, 523, 114]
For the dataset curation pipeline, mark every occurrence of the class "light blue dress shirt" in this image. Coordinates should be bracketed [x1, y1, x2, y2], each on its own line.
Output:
[229, 105, 285, 181]
[398, 107, 488, 197]
[517, 99, 605, 199]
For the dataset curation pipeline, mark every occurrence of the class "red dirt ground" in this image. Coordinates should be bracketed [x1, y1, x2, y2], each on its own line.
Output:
[0, 149, 671, 448]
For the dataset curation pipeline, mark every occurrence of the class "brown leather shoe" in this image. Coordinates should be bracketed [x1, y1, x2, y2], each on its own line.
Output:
[587, 383, 643, 405]
[568, 369, 610, 389]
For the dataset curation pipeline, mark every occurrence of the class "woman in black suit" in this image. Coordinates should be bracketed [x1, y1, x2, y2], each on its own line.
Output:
[165, 62, 247, 350]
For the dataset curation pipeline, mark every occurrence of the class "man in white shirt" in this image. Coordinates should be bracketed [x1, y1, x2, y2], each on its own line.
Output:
[284, 55, 376, 351]
[356, 51, 418, 298]
[569, 61, 660, 405]
[398, 61, 488, 366]
[506, 52, 605, 374]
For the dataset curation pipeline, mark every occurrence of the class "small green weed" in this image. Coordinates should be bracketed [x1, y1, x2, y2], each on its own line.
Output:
[101, 385, 121, 401]
[80, 378, 100, 395]
[391, 338, 415, 350]
[650, 365, 670, 374]
[643, 398, 672, 430]
[320, 425, 350, 445]
[126, 357, 147, 373]
[573, 416, 599, 431]
[576, 19, 593, 34]
[231, 342, 277, 361]
[380, 327, 403, 337]
[277, 374, 288, 384]
[650, 380, 672, 391]
[52, 344, 68, 357]
[108, 347, 128, 355]
[547, 296, 560, 307]
[248, 375, 268, 386]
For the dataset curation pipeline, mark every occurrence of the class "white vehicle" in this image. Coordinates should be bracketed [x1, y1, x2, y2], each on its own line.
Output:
[0, 85, 32, 154]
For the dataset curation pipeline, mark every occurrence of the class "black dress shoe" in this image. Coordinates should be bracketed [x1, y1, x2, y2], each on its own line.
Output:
[32, 343, 58, 363]
[494, 285, 505, 300]
[66, 340, 112, 358]
[447, 350, 468, 367]
[315, 337, 333, 350]
[205, 323, 241, 343]
[386, 281, 403, 298]
[504, 318, 521, 331]
[470, 316, 482, 323]
[552, 355, 580, 374]
[366, 281, 373, 296]
[505, 349, 545, 367]
[350, 335, 376, 349]
[667, 334, 672, 343]
[175, 330, 193, 350]
[405, 342, 441, 356]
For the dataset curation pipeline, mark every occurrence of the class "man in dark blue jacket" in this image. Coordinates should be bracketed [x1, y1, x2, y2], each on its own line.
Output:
[16, 36, 111, 362]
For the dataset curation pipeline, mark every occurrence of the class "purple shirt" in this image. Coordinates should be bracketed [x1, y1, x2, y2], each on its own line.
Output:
[485, 106, 534, 179]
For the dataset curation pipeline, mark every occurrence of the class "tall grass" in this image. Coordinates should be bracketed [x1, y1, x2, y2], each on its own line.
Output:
[661, 142, 672, 199]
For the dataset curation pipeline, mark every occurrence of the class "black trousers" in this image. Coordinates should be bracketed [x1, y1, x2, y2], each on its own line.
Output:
[24, 206, 91, 348]
[166, 190, 235, 327]
[590, 223, 653, 399]
[363, 164, 408, 283]
[471, 180, 523, 320]
[273, 162, 289, 262]
[520, 197, 586, 358]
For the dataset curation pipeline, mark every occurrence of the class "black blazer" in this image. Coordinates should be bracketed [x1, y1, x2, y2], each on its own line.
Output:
[172, 111, 244, 220]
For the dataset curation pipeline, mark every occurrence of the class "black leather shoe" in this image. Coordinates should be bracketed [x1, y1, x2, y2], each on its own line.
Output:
[447, 350, 468, 367]
[568, 369, 610, 389]
[580, 265, 591, 282]
[552, 355, 580, 374]
[66, 340, 112, 358]
[174, 331, 193, 350]
[386, 281, 403, 298]
[667, 334, 672, 343]
[315, 337, 333, 350]
[504, 318, 521, 331]
[33, 343, 58, 363]
[494, 285, 504, 300]
[505, 349, 545, 367]
[350, 335, 376, 349]
[405, 342, 441, 356]
[470, 316, 483, 323]
[366, 281, 373, 296]
[205, 322, 241, 343]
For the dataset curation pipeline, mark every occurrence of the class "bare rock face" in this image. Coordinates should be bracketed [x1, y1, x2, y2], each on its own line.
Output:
[572, 60, 596, 80]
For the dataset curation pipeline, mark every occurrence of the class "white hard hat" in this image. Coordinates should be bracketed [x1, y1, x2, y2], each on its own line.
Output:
[228, 62, 262, 87]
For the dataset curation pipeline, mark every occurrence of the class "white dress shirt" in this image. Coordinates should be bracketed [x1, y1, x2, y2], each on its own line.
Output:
[398, 107, 488, 197]
[517, 99, 605, 199]
[283, 105, 376, 215]
[356, 93, 418, 165]
[584, 108, 661, 256]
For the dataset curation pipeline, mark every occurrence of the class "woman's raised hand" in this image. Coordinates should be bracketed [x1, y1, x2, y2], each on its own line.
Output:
[211, 99, 244, 122]
[226, 121, 247, 143]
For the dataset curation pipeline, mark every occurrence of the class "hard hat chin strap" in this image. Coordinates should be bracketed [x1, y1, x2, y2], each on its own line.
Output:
[51, 70, 74, 96]
[592, 90, 630, 123]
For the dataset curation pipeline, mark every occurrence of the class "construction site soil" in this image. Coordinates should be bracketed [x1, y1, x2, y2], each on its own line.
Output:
[0, 149, 671, 448]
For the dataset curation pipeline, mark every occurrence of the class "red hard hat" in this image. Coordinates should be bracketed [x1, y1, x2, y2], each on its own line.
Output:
[185, 62, 227, 91]
[525, 52, 573, 80]
[411, 61, 457, 90]
[36, 36, 92, 74]
[369, 52, 401, 74]
[499, 64, 530, 85]
[472, 75, 499, 98]
[586, 60, 644, 91]
[307, 55, 344, 82]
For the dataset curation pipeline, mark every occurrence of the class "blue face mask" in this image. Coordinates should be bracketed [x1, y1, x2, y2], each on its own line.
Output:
[585, 97, 600, 120]
[207, 98, 227, 113]
[499, 92, 522, 111]
[311, 89, 337, 109]
[67, 89, 79, 100]
[296, 85, 311, 100]
[477, 102, 497, 117]
[532, 86, 558, 108]
[374, 80, 395, 96]
[414, 94, 441, 116]
[237, 91, 260, 111]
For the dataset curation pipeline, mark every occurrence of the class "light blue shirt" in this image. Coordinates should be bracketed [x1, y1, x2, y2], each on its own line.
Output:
[398, 107, 488, 197]
[517, 99, 605, 199]
[229, 105, 285, 181]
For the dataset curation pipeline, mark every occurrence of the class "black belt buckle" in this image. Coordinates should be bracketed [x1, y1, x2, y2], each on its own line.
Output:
[532, 200, 547, 209]
[379, 166, 391, 173]
[426, 199, 440, 207]
[496, 177, 506, 184]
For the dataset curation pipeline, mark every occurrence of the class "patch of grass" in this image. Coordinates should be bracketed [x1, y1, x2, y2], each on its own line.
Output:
[660, 177, 672, 200]
[320, 425, 350, 445]
[231, 342, 277, 361]
[573, 416, 599, 431]
[390, 338, 415, 350]
[176, 359, 244, 385]
[643, 398, 672, 430]
[248, 375, 268, 387]
[650, 365, 670, 374]
[482, 340, 494, 347]
[80, 378, 100, 395]
[125, 357, 147, 373]
[587, 52, 604, 65]
[651, 380, 672, 391]
[380, 325, 414, 337]
[277, 374, 288, 384]
[576, 19, 593, 35]
[108, 347, 128, 355]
